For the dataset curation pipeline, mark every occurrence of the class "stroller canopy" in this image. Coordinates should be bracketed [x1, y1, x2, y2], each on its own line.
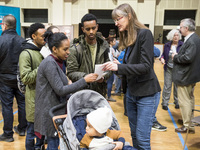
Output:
[63, 90, 120, 150]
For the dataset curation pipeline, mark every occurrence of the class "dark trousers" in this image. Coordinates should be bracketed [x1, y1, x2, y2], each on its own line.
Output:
[0, 82, 27, 137]
[115, 75, 121, 93]
[26, 122, 44, 150]
[47, 136, 59, 150]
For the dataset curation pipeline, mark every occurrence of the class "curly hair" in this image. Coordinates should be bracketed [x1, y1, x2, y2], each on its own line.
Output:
[166, 29, 182, 41]
[28, 23, 45, 39]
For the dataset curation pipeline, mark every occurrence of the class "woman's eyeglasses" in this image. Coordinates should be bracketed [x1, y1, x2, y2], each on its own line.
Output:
[114, 16, 123, 23]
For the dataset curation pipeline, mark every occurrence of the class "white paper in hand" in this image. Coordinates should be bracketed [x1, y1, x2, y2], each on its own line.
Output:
[94, 64, 107, 80]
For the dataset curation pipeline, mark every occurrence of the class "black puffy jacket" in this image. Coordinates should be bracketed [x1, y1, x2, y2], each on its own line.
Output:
[0, 29, 25, 88]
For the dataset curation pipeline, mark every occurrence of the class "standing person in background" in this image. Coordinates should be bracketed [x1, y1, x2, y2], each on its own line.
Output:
[106, 37, 117, 102]
[47, 25, 60, 33]
[153, 46, 160, 58]
[117, 49, 127, 115]
[172, 18, 200, 133]
[152, 46, 167, 132]
[19, 23, 46, 150]
[67, 13, 111, 97]
[34, 32, 98, 150]
[108, 29, 119, 51]
[103, 3, 161, 149]
[160, 29, 183, 110]
[96, 31, 105, 39]
[108, 29, 121, 96]
[0, 15, 27, 142]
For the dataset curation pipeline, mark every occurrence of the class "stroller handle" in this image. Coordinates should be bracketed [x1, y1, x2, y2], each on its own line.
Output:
[49, 101, 67, 118]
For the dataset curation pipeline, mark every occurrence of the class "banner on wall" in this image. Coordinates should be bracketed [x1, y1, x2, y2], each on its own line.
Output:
[0, 5, 21, 35]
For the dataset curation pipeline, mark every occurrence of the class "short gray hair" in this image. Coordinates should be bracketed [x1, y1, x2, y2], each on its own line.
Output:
[3, 15, 16, 29]
[166, 29, 182, 41]
[181, 18, 196, 31]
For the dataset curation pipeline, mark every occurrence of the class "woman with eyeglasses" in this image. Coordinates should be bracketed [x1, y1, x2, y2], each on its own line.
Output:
[103, 3, 161, 150]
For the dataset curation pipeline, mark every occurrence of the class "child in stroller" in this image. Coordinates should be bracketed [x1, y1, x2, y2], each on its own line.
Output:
[57, 90, 134, 150]
[80, 107, 124, 150]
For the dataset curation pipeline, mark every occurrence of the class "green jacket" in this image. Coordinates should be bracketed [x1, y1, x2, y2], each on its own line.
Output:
[67, 35, 111, 97]
[19, 40, 43, 122]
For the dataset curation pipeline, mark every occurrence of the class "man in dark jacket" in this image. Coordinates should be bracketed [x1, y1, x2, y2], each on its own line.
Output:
[67, 13, 111, 97]
[172, 18, 200, 133]
[0, 15, 27, 142]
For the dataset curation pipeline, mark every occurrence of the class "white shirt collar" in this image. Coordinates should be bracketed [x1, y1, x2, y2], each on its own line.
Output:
[184, 32, 194, 43]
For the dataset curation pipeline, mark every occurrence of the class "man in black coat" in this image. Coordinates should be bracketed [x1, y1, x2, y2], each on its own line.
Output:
[0, 15, 27, 142]
[172, 18, 200, 133]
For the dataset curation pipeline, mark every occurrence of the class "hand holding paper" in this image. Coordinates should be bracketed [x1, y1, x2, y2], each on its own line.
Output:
[102, 61, 118, 72]
[94, 64, 107, 80]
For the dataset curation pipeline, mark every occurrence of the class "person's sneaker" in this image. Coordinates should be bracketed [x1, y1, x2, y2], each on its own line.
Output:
[14, 126, 25, 136]
[107, 97, 116, 102]
[162, 105, 168, 110]
[152, 121, 167, 131]
[0, 133, 14, 142]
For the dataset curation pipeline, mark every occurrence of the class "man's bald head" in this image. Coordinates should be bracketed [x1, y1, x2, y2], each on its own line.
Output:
[3, 15, 16, 29]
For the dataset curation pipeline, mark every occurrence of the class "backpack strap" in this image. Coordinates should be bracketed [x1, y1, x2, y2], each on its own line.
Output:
[24, 50, 33, 70]
[17, 50, 33, 94]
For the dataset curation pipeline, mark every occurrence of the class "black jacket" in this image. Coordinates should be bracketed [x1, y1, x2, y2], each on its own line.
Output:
[118, 29, 161, 96]
[173, 33, 200, 86]
[0, 29, 25, 88]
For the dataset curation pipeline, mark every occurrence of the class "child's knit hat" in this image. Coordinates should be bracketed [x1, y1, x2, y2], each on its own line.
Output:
[87, 107, 112, 134]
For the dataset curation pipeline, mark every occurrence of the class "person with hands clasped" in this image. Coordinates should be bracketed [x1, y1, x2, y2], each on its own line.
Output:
[160, 29, 183, 110]
[103, 3, 161, 150]
[34, 32, 98, 150]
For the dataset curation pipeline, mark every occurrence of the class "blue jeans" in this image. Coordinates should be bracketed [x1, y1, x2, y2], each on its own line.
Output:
[126, 88, 160, 150]
[26, 122, 44, 150]
[0, 83, 27, 137]
[115, 75, 121, 93]
[47, 137, 59, 150]
[153, 92, 160, 124]
[107, 74, 114, 98]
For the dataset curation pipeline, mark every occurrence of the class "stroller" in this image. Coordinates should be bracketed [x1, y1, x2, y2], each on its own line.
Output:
[50, 89, 121, 150]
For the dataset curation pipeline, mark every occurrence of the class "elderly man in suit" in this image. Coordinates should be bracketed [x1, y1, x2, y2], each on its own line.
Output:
[172, 18, 200, 133]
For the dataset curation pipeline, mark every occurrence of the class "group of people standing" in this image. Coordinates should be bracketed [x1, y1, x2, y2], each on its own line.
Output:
[160, 18, 200, 135]
[0, 2, 200, 150]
